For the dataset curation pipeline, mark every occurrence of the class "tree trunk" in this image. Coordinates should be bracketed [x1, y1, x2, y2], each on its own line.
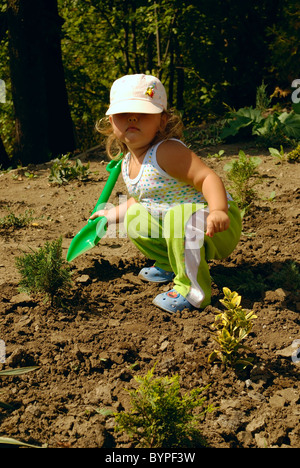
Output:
[7, 0, 48, 165]
[42, 0, 76, 156]
[0, 135, 10, 169]
[7, 0, 75, 166]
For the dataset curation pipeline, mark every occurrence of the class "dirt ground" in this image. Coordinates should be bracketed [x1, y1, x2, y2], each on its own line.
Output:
[0, 141, 299, 449]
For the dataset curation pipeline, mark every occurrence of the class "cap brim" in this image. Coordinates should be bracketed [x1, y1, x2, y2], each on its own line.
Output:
[106, 99, 164, 115]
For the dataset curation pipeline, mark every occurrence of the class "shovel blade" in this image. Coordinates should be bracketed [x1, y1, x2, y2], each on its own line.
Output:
[66, 158, 122, 262]
[66, 217, 107, 262]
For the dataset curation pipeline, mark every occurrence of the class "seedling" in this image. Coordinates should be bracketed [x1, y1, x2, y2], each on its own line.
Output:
[24, 171, 38, 179]
[0, 207, 34, 229]
[15, 237, 72, 306]
[114, 365, 214, 448]
[208, 287, 257, 369]
[49, 154, 90, 185]
[207, 149, 225, 158]
[268, 145, 286, 164]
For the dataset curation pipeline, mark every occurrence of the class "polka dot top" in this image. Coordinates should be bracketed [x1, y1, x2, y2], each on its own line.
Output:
[122, 139, 209, 217]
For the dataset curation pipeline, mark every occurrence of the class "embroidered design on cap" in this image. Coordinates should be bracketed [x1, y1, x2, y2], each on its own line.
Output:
[145, 82, 157, 99]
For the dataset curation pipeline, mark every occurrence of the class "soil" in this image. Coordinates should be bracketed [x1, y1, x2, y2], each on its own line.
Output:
[0, 142, 299, 449]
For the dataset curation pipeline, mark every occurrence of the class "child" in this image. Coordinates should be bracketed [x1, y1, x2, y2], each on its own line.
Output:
[91, 74, 241, 313]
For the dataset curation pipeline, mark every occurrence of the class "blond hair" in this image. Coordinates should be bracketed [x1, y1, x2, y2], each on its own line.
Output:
[95, 109, 184, 160]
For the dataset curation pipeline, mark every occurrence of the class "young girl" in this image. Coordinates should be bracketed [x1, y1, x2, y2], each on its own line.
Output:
[91, 74, 241, 313]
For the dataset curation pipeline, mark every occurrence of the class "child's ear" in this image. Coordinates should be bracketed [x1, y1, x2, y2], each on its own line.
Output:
[160, 112, 168, 130]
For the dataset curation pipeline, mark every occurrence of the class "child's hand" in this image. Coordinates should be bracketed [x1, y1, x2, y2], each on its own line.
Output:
[89, 209, 108, 221]
[206, 210, 230, 237]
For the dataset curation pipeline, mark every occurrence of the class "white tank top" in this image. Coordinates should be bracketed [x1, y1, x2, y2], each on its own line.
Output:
[121, 139, 210, 217]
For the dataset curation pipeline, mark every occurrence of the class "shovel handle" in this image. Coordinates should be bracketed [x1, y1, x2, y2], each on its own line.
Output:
[91, 157, 123, 216]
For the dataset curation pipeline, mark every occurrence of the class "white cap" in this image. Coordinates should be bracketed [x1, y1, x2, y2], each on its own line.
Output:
[106, 74, 167, 115]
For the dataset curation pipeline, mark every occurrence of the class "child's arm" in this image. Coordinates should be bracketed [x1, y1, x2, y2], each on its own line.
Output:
[157, 140, 230, 237]
[89, 197, 136, 225]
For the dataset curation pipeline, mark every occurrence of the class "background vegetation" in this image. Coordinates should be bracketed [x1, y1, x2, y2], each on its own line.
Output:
[0, 0, 299, 165]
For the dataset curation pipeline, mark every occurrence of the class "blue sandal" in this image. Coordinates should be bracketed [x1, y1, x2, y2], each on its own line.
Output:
[139, 266, 175, 283]
[153, 289, 194, 313]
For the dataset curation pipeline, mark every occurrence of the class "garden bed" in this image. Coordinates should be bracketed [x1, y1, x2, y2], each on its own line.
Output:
[0, 142, 299, 448]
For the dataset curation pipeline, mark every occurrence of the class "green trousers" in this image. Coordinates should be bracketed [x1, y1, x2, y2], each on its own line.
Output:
[124, 201, 241, 308]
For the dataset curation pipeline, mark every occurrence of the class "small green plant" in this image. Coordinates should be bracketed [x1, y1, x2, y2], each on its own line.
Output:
[224, 150, 261, 210]
[24, 170, 38, 179]
[114, 366, 214, 448]
[0, 207, 34, 229]
[268, 145, 286, 164]
[207, 149, 225, 158]
[49, 154, 90, 185]
[287, 143, 300, 162]
[15, 237, 72, 306]
[208, 287, 257, 369]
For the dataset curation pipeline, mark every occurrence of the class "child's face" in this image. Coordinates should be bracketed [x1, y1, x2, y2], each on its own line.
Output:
[109, 112, 167, 152]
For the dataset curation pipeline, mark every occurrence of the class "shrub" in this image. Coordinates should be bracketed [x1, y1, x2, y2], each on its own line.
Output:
[287, 144, 300, 162]
[224, 150, 261, 211]
[208, 287, 257, 370]
[15, 237, 72, 306]
[114, 366, 214, 448]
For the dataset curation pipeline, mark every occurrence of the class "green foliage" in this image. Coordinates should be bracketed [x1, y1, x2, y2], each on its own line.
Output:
[208, 287, 257, 370]
[49, 154, 90, 185]
[207, 149, 225, 159]
[0, 208, 34, 229]
[221, 106, 300, 146]
[266, 2, 300, 88]
[114, 366, 213, 448]
[268, 145, 285, 163]
[255, 80, 271, 112]
[1, 1, 300, 157]
[220, 107, 263, 140]
[220, 82, 300, 145]
[184, 121, 224, 149]
[15, 237, 72, 306]
[287, 144, 300, 163]
[224, 150, 261, 210]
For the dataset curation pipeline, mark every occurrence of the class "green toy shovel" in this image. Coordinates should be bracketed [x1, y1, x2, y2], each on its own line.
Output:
[66, 157, 122, 262]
